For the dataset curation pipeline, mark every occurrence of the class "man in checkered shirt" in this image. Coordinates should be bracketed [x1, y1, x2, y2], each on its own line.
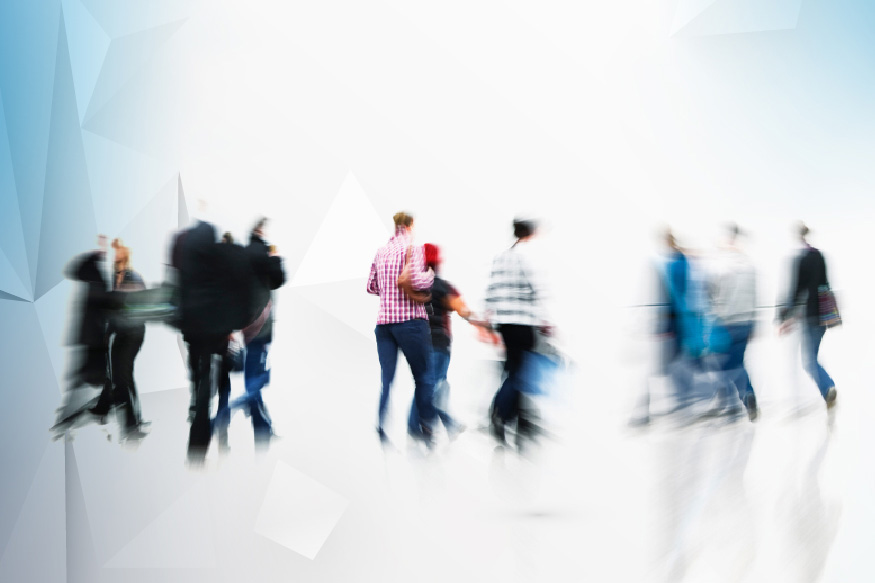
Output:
[485, 217, 551, 446]
[367, 212, 436, 444]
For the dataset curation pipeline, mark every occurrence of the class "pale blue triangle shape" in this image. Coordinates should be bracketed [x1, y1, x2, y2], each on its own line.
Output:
[62, 0, 110, 124]
[0, 91, 31, 294]
[0, 245, 31, 301]
[82, 131, 176, 236]
[79, 0, 195, 38]
[82, 18, 186, 125]
[35, 15, 98, 300]
[676, 0, 802, 36]
[0, 3, 62, 286]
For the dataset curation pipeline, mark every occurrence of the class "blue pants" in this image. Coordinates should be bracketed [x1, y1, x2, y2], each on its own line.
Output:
[229, 339, 272, 440]
[376, 319, 435, 432]
[408, 347, 455, 434]
[801, 323, 834, 399]
[720, 323, 755, 406]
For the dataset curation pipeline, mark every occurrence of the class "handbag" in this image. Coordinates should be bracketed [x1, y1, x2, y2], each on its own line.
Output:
[818, 285, 842, 328]
[397, 245, 432, 304]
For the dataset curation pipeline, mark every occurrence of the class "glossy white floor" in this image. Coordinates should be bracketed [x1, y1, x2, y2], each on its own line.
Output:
[30, 305, 875, 583]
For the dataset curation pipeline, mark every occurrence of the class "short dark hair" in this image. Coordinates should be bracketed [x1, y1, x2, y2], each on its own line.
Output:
[253, 217, 268, 234]
[798, 222, 810, 240]
[513, 219, 535, 239]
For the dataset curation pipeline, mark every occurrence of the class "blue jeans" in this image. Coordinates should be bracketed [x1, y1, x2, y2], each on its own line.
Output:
[408, 347, 455, 434]
[802, 323, 834, 399]
[376, 320, 435, 432]
[720, 323, 755, 406]
[229, 339, 272, 439]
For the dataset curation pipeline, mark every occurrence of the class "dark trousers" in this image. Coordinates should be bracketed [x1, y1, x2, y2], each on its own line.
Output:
[92, 326, 145, 428]
[492, 324, 536, 424]
[186, 334, 225, 459]
[111, 326, 145, 428]
[375, 319, 435, 433]
[720, 323, 755, 406]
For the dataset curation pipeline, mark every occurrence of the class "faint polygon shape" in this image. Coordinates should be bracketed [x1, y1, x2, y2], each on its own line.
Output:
[294, 278, 379, 341]
[0, 302, 63, 558]
[113, 176, 177, 285]
[254, 462, 349, 560]
[36, 20, 97, 300]
[34, 278, 75, 393]
[70, 423, 203, 565]
[82, 131, 177, 236]
[290, 173, 390, 287]
[0, 443, 66, 582]
[134, 325, 189, 395]
[0, 246, 30, 301]
[82, 18, 186, 124]
[103, 481, 216, 569]
[178, 174, 189, 228]
[64, 440, 103, 581]
[670, 0, 719, 36]
[0, 92, 31, 294]
[0, 3, 62, 280]
[62, 0, 110, 122]
[673, 0, 803, 37]
[79, 0, 194, 38]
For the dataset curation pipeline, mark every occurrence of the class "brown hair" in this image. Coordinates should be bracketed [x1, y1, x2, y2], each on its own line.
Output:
[393, 212, 414, 228]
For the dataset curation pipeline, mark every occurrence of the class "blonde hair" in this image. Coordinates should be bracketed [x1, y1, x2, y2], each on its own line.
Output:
[112, 238, 131, 271]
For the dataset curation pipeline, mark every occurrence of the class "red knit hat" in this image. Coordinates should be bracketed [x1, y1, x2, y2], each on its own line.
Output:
[424, 243, 441, 268]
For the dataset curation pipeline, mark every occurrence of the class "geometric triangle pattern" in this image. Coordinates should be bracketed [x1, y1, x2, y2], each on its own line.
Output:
[82, 19, 185, 125]
[254, 461, 349, 560]
[0, 93, 31, 299]
[104, 482, 217, 568]
[672, 0, 803, 36]
[62, 0, 110, 123]
[290, 172, 389, 287]
[36, 15, 98, 301]
[0, 443, 66, 583]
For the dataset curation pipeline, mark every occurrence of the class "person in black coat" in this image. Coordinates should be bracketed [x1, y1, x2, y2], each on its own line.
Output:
[90, 239, 148, 439]
[69, 236, 114, 387]
[778, 222, 837, 407]
[173, 220, 231, 462]
[228, 218, 286, 446]
[53, 236, 117, 429]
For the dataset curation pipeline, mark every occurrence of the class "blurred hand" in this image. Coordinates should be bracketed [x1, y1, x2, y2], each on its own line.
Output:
[778, 319, 795, 335]
[539, 324, 554, 337]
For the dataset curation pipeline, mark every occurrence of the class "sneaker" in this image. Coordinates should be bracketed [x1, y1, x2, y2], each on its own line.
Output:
[825, 387, 837, 408]
[122, 424, 149, 441]
[744, 394, 758, 422]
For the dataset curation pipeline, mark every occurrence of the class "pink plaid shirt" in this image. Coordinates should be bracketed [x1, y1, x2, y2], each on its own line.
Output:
[367, 229, 434, 324]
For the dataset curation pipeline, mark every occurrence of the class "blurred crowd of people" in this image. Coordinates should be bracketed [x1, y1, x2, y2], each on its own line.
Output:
[631, 221, 840, 426]
[52, 215, 286, 465]
[51, 209, 841, 465]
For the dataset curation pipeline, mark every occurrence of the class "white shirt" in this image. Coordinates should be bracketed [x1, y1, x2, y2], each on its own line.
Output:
[709, 247, 757, 325]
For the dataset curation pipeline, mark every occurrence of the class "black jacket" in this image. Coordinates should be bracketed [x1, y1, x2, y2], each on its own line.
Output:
[246, 235, 286, 342]
[780, 246, 829, 325]
[66, 251, 118, 347]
